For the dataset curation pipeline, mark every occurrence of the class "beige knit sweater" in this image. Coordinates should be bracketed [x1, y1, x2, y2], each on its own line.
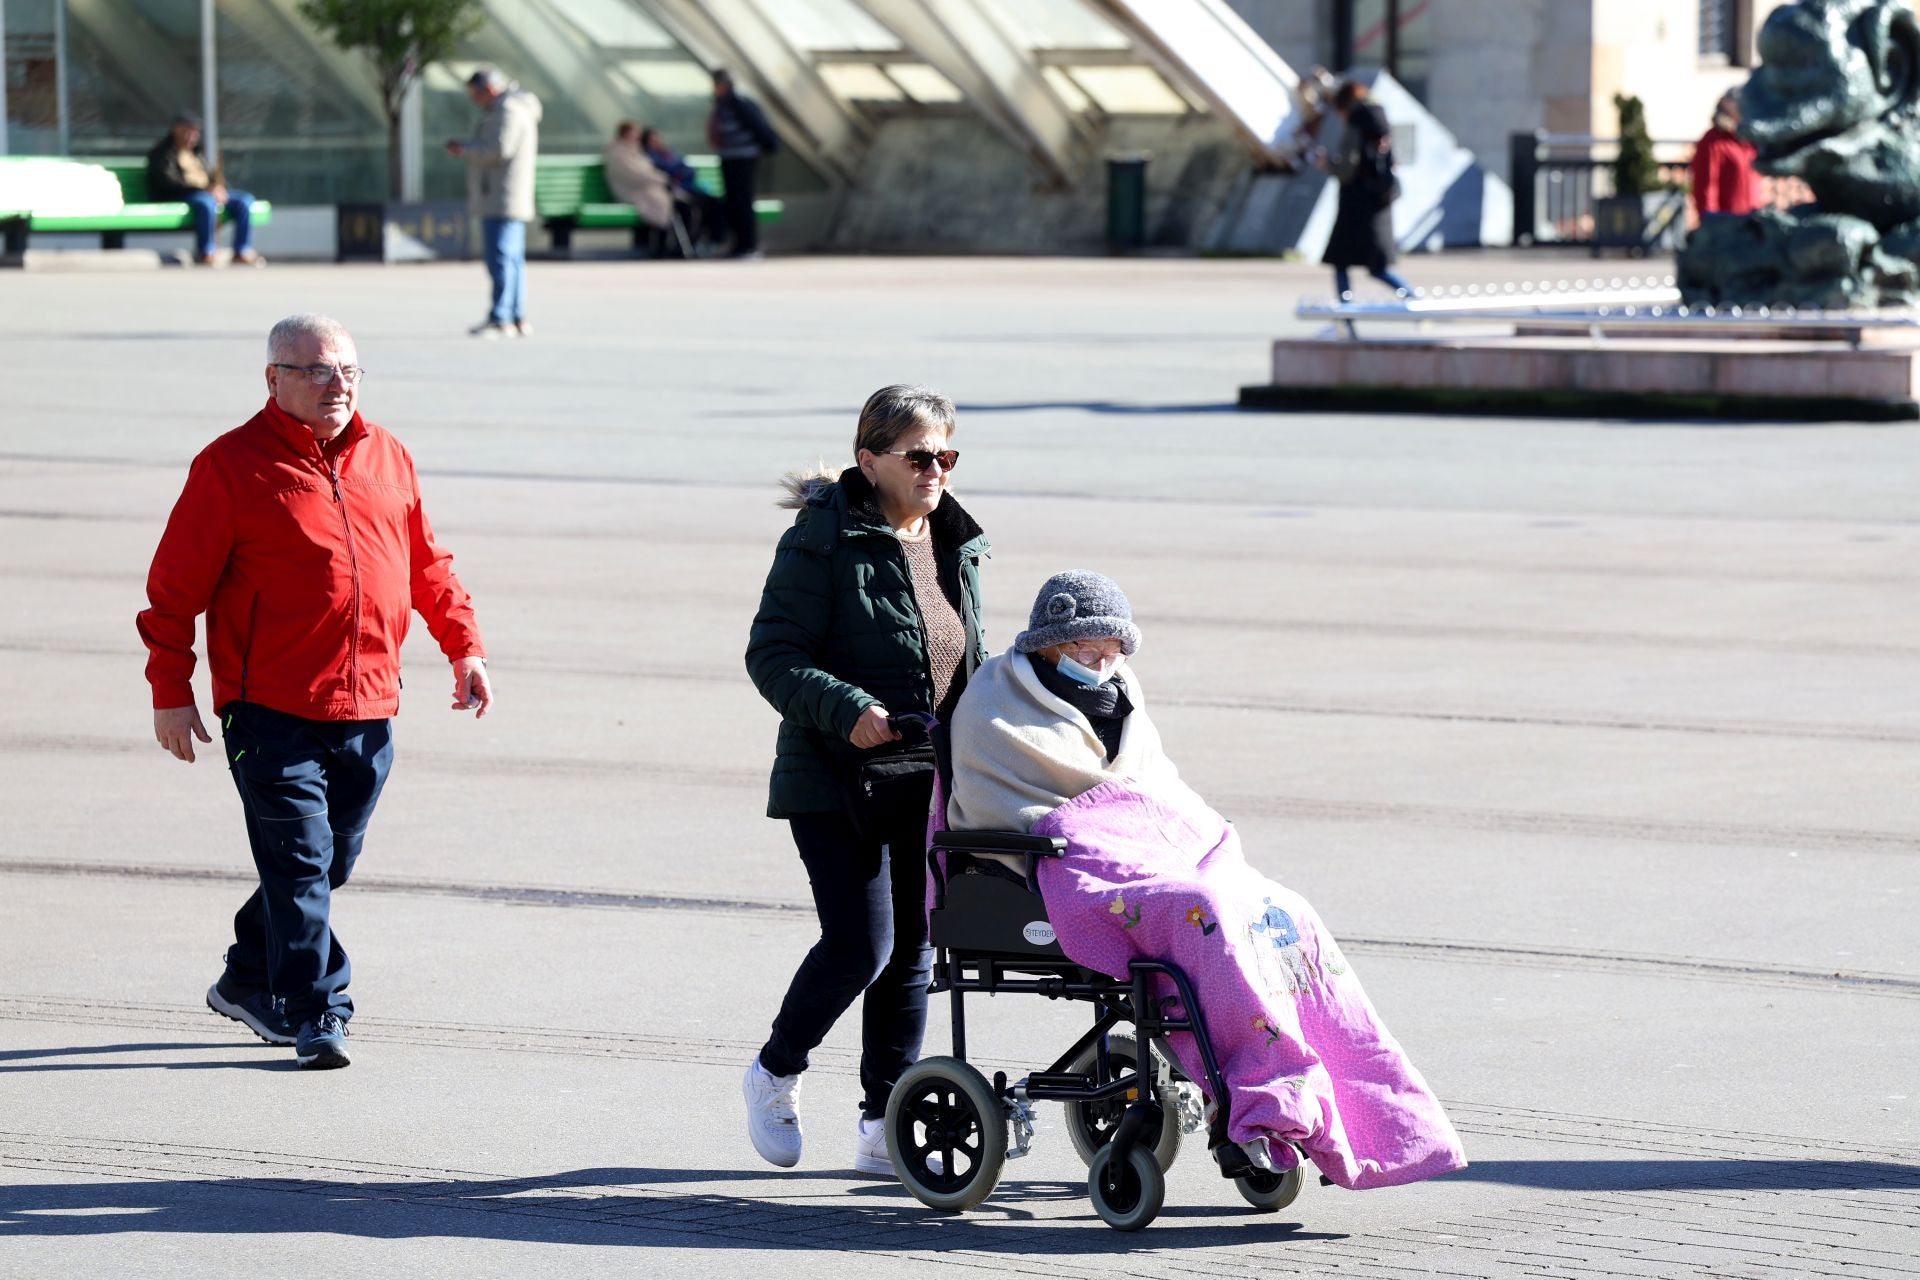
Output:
[946, 650, 1179, 834]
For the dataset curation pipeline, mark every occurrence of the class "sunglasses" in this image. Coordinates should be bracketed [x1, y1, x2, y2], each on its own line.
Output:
[880, 449, 959, 474]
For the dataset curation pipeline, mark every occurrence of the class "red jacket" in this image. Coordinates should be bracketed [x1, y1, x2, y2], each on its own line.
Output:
[138, 399, 484, 721]
[1691, 125, 1762, 217]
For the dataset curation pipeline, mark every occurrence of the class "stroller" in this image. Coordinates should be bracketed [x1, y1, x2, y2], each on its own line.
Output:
[880, 714, 1307, 1231]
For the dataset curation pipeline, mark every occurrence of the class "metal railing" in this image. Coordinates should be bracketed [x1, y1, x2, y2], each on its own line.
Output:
[1508, 132, 1810, 248]
[1295, 274, 1920, 348]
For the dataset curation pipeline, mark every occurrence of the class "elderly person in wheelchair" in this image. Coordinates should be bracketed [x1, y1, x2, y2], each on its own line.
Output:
[942, 571, 1466, 1200]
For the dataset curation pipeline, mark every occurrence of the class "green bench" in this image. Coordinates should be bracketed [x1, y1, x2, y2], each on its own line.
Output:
[534, 152, 782, 255]
[0, 155, 271, 254]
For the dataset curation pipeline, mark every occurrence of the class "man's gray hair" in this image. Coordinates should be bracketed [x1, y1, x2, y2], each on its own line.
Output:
[267, 314, 352, 362]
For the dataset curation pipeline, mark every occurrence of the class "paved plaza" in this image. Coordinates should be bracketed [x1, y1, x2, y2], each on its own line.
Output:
[0, 253, 1916, 1278]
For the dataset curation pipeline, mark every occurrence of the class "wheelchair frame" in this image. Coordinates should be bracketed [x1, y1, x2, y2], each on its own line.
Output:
[881, 713, 1304, 1230]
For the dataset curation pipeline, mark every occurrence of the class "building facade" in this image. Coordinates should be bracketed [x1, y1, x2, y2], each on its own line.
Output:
[1227, 0, 1795, 182]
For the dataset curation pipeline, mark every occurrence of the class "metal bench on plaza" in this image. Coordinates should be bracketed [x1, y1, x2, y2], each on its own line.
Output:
[0, 156, 272, 254]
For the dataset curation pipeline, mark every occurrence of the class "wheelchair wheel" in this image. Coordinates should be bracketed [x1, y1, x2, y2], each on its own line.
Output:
[886, 1056, 1007, 1213]
[1236, 1162, 1306, 1212]
[1062, 1032, 1182, 1172]
[1087, 1141, 1164, 1231]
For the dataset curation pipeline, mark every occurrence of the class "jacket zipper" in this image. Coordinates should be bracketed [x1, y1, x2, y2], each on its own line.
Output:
[329, 461, 363, 717]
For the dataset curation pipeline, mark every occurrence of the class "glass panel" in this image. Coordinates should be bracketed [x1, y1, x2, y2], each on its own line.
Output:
[765, 0, 899, 52]
[4, 0, 60, 155]
[884, 64, 964, 104]
[1395, 1, 1432, 101]
[818, 63, 905, 102]
[1041, 65, 1092, 113]
[619, 60, 715, 100]
[210, 0, 390, 204]
[982, 0, 1128, 50]
[554, 0, 675, 49]
[1349, 0, 1389, 68]
[1065, 66, 1188, 115]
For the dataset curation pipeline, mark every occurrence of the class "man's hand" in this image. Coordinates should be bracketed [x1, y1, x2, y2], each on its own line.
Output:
[445, 140, 465, 157]
[155, 705, 211, 763]
[452, 656, 493, 719]
[211, 184, 229, 204]
[849, 704, 900, 750]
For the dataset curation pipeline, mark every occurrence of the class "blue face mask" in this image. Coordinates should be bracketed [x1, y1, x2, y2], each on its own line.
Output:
[1056, 653, 1120, 687]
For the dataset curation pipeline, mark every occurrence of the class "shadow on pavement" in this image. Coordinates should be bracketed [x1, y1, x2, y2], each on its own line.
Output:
[0, 1167, 1342, 1252]
[701, 401, 1241, 419]
[0, 1041, 287, 1072]
[1445, 1158, 1920, 1192]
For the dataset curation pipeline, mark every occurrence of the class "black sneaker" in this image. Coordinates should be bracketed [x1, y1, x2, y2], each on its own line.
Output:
[295, 1013, 352, 1070]
[206, 978, 296, 1045]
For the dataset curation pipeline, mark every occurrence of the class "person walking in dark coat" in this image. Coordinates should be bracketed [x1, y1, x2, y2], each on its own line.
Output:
[706, 69, 779, 259]
[1316, 80, 1413, 299]
[742, 385, 989, 1176]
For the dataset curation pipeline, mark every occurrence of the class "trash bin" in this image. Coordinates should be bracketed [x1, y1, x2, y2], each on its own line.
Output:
[1106, 154, 1147, 253]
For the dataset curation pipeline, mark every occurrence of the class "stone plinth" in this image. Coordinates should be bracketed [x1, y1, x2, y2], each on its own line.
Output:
[1240, 334, 1920, 420]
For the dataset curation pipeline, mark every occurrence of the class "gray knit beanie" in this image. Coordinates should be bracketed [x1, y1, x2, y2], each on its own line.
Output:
[1013, 571, 1142, 655]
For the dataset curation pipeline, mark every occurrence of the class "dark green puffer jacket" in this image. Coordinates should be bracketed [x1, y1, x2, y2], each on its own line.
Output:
[746, 466, 989, 818]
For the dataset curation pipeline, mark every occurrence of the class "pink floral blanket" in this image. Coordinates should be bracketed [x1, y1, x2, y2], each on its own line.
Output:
[1031, 777, 1467, 1190]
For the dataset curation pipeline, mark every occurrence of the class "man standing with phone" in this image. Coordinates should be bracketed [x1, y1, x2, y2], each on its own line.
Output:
[138, 313, 492, 1069]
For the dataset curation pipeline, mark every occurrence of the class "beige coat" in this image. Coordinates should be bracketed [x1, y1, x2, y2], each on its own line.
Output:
[947, 650, 1178, 836]
[602, 140, 674, 229]
[462, 88, 543, 222]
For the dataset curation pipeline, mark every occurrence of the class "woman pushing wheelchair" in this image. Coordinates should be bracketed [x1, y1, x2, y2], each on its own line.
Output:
[742, 385, 987, 1175]
[947, 571, 1467, 1191]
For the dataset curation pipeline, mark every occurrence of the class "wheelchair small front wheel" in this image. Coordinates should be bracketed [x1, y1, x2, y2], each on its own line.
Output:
[886, 1056, 1008, 1213]
[1062, 1032, 1182, 1172]
[1088, 1141, 1164, 1231]
[1236, 1161, 1306, 1212]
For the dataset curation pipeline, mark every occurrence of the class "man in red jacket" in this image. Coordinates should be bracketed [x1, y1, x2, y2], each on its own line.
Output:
[137, 313, 492, 1069]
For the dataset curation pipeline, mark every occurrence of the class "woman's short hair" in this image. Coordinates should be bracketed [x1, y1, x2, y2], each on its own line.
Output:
[1333, 80, 1368, 111]
[855, 384, 955, 456]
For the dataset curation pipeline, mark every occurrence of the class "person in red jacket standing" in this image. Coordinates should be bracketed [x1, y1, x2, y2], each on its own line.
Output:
[137, 313, 492, 1069]
[1690, 90, 1762, 219]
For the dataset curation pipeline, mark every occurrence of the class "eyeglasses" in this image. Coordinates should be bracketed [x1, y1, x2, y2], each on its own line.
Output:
[880, 449, 959, 474]
[272, 363, 365, 387]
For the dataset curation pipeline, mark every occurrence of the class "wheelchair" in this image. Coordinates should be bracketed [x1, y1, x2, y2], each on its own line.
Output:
[880, 714, 1307, 1231]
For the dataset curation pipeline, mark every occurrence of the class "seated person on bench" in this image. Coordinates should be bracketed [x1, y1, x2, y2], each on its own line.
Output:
[946, 571, 1467, 1191]
[146, 111, 261, 267]
[640, 126, 724, 248]
[603, 121, 675, 236]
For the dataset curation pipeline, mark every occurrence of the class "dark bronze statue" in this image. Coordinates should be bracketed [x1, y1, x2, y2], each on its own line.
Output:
[1678, 0, 1920, 307]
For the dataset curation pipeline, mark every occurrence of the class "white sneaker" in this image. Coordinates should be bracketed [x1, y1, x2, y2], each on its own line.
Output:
[853, 1115, 893, 1177]
[743, 1057, 803, 1168]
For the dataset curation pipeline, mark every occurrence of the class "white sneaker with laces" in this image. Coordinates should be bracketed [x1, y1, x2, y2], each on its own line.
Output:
[743, 1057, 803, 1168]
[853, 1115, 893, 1176]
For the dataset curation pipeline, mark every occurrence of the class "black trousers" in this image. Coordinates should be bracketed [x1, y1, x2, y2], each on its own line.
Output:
[758, 793, 933, 1119]
[218, 701, 392, 1023]
[720, 155, 760, 255]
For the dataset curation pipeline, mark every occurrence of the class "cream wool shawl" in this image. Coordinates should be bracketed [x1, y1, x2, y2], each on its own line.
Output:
[947, 650, 1179, 834]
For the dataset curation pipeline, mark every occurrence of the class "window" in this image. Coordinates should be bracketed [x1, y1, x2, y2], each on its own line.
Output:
[1329, 0, 1433, 102]
[1699, 0, 1753, 65]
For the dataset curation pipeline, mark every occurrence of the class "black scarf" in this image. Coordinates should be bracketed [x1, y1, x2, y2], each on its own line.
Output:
[1028, 652, 1132, 761]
